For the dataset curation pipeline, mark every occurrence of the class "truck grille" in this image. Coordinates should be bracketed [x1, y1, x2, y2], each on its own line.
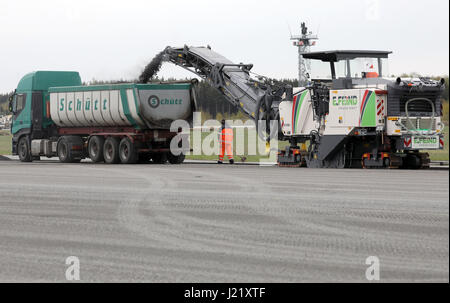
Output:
[399, 95, 435, 112]
[400, 118, 436, 131]
[387, 84, 443, 117]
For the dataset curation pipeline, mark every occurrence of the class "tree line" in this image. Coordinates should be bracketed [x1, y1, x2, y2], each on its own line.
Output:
[0, 92, 13, 114]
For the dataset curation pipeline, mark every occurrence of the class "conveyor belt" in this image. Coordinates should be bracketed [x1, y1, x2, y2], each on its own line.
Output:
[165, 46, 266, 119]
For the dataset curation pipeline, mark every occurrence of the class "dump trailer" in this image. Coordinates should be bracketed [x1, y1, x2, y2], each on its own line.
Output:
[162, 46, 445, 168]
[9, 71, 196, 163]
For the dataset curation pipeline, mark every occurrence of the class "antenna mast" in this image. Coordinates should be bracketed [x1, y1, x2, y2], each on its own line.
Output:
[290, 22, 318, 87]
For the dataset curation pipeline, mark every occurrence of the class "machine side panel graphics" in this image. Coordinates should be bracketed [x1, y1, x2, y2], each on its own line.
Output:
[360, 90, 376, 127]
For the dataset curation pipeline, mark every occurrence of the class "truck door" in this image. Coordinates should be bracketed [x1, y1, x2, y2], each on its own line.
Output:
[31, 92, 44, 138]
[10, 93, 28, 134]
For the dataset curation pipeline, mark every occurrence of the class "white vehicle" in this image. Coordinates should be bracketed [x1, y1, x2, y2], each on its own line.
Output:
[277, 50, 445, 168]
[161, 46, 446, 168]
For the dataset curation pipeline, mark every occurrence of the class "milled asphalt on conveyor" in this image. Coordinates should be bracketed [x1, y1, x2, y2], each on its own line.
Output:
[0, 161, 448, 282]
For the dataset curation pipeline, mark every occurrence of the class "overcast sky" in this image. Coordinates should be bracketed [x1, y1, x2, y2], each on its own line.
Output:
[0, 0, 448, 92]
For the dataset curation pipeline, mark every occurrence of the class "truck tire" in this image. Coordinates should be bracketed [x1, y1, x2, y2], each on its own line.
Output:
[103, 137, 120, 164]
[403, 153, 422, 169]
[119, 137, 138, 164]
[167, 153, 185, 164]
[18, 136, 32, 162]
[88, 136, 105, 163]
[57, 137, 78, 163]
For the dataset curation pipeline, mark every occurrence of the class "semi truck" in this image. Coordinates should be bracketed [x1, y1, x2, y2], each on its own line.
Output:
[9, 71, 196, 164]
[161, 46, 445, 168]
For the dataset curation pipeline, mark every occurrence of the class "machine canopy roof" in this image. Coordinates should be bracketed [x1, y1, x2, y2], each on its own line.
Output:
[302, 50, 392, 62]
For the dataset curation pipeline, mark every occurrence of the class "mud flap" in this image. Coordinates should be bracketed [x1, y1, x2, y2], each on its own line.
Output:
[317, 135, 348, 161]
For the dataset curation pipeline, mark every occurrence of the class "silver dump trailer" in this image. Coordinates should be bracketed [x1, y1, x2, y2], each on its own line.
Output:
[49, 82, 196, 129]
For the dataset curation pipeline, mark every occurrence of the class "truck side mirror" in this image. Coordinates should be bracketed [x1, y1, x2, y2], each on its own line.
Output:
[8, 95, 15, 114]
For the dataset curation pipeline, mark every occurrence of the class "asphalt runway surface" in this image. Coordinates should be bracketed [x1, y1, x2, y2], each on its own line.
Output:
[0, 160, 448, 282]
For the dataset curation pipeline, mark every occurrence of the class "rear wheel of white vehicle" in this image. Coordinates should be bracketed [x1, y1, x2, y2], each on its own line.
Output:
[103, 137, 120, 164]
[167, 153, 185, 164]
[119, 137, 138, 164]
[383, 157, 391, 168]
[88, 136, 105, 163]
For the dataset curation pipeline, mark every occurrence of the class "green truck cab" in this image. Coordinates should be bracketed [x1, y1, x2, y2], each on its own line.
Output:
[10, 71, 82, 159]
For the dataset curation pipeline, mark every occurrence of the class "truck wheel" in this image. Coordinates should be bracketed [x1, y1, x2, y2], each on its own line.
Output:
[18, 137, 32, 162]
[119, 137, 138, 164]
[103, 137, 120, 164]
[88, 136, 105, 163]
[151, 153, 167, 164]
[167, 153, 185, 164]
[404, 154, 421, 169]
[57, 137, 75, 163]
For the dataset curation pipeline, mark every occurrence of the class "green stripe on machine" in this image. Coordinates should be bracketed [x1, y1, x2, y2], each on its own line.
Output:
[294, 91, 308, 133]
[361, 91, 376, 127]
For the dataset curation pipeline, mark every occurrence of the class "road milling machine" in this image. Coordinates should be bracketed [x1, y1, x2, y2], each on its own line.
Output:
[161, 46, 445, 168]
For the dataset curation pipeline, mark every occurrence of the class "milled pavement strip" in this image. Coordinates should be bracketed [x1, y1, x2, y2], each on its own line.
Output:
[87, 164, 449, 277]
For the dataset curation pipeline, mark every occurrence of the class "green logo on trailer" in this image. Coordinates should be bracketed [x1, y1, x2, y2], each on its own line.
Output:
[148, 95, 160, 108]
[161, 98, 183, 105]
[148, 95, 183, 108]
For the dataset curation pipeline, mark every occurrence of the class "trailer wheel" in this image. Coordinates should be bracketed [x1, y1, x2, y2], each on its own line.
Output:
[103, 137, 120, 164]
[167, 153, 185, 164]
[18, 136, 32, 162]
[88, 136, 105, 163]
[119, 137, 138, 164]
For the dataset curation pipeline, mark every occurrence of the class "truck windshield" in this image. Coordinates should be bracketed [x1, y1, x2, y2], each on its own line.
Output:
[310, 57, 389, 80]
[310, 60, 333, 80]
[337, 57, 389, 79]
